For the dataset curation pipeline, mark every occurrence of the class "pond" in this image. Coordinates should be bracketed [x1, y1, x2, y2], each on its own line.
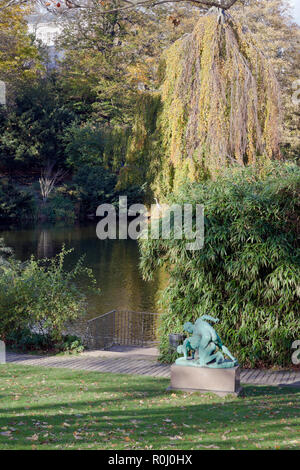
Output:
[0, 223, 167, 320]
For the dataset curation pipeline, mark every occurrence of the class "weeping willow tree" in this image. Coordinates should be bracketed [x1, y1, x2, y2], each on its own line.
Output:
[154, 9, 282, 193]
[34, 0, 283, 195]
[117, 92, 162, 201]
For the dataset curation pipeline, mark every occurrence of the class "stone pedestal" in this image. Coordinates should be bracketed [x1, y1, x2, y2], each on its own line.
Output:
[168, 365, 242, 397]
[0, 340, 5, 364]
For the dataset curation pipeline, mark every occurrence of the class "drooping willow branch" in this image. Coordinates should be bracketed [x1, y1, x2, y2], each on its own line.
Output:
[157, 12, 281, 182]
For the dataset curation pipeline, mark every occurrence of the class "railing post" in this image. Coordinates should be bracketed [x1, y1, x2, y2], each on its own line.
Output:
[141, 313, 144, 347]
[112, 310, 115, 345]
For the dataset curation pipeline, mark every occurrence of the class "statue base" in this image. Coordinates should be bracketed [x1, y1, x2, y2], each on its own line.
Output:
[168, 365, 242, 397]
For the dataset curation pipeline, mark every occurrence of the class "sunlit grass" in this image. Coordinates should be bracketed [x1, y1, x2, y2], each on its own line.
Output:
[0, 364, 299, 450]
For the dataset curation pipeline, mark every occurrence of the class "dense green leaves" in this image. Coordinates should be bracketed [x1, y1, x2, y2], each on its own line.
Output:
[0, 179, 35, 221]
[0, 2, 43, 92]
[0, 247, 98, 342]
[0, 80, 76, 172]
[73, 164, 118, 216]
[140, 163, 300, 367]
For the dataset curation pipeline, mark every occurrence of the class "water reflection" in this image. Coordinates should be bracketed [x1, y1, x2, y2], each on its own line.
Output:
[0, 223, 166, 319]
[37, 229, 54, 258]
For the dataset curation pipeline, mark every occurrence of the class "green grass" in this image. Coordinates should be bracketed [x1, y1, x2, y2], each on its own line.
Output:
[0, 364, 299, 450]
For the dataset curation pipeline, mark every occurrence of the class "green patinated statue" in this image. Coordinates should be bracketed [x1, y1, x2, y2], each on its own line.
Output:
[176, 316, 238, 368]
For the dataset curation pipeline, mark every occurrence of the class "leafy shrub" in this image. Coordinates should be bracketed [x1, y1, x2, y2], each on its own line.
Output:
[6, 330, 84, 354]
[118, 185, 146, 208]
[73, 164, 118, 216]
[60, 335, 85, 354]
[64, 124, 105, 170]
[0, 247, 98, 344]
[41, 193, 76, 224]
[5, 329, 54, 352]
[0, 238, 13, 268]
[64, 120, 129, 174]
[140, 163, 300, 368]
[0, 179, 36, 221]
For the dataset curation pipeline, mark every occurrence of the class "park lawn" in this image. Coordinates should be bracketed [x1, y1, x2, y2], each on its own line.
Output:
[0, 364, 299, 450]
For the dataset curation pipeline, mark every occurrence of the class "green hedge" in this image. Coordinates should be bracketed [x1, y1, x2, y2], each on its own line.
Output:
[140, 163, 300, 367]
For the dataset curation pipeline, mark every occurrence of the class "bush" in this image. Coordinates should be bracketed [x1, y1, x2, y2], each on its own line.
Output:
[64, 124, 105, 170]
[140, 163, 300, 368]
[73, 164, 118, 217]
[5, 330, 84, 354]
[5, 329, 54, 353]
[0, 179, 36, 221]
[0, 247, 98, 344]
[0, 238, 13, 268]
[60, 335, 85, 354]
[41, 193, 76, 224]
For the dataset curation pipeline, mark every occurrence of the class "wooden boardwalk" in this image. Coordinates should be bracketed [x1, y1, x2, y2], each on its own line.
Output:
[5, 352, 300, 387]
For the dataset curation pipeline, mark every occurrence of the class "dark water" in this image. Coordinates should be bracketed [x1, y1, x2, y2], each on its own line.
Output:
[0, 223, 166, 319]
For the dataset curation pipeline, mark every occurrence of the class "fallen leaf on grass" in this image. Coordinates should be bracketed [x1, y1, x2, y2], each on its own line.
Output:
[26, 434, 39, 441]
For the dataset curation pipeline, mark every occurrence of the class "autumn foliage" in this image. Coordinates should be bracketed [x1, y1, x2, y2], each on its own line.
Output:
[156, 12, 282, 192]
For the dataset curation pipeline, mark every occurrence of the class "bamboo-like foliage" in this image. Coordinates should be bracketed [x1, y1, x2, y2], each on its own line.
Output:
[158, 12, 282, 191]
[117, 93, 162, 199]
[140, 163, 300, 367]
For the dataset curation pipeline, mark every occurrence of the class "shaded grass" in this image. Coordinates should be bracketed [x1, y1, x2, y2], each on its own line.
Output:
[0, 364, 299, 450]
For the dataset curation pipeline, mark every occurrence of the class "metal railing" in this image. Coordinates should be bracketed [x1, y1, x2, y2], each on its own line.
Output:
[86, 310, 161, 350]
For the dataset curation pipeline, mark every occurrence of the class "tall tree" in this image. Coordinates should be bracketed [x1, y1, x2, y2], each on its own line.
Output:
[117, 0, 298, 195]
[231, 0, 300, 157]
[0, 78, 76, 174]
[122, 7, 282, 195]
[58, 0, 199, 124]
[0, 1, 43, 99]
